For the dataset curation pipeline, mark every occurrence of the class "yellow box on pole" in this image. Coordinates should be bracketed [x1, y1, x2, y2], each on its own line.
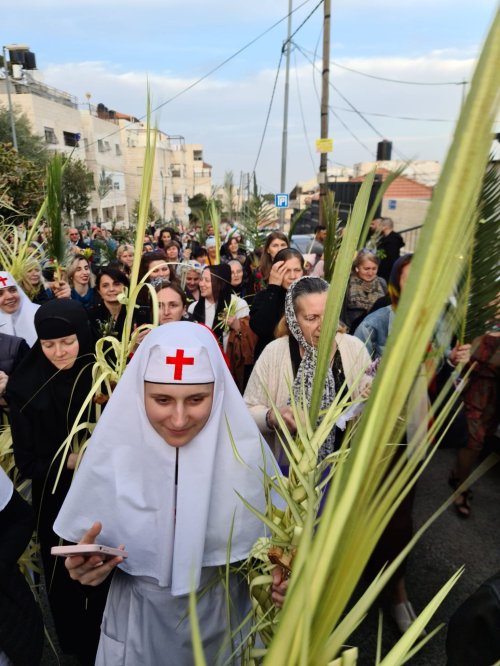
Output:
[315, 138, 333, 152]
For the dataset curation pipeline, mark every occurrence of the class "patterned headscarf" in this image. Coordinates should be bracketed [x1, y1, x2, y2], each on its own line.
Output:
[285, 276, 336, 460]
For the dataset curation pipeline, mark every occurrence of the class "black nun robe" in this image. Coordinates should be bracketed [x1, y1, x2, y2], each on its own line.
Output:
[6, 300, 109, 665]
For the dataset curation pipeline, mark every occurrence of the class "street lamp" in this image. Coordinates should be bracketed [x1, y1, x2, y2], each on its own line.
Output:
[2, 43, 30, 151]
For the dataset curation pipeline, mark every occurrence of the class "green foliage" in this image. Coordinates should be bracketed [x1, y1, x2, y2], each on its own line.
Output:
[460, 158, 500, 341]
[0, 143, 45, 223]
[61, 158, 93, 220]
[45, 154, 65, 265]
[132, 198, 159, 225]
[97, 168, 113, 199]
[222, 170, 236, 222]
[321, 191, 342, 282]
[239, 174, 276, 248]
[0, 104, 49, 168]
[188, 193, 209, 220]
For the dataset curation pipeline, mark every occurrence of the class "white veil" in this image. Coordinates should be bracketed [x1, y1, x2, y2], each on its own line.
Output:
[54, 321, 275, 595]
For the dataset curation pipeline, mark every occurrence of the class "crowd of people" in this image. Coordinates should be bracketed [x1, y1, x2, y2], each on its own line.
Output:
[0, 217, 498, 666]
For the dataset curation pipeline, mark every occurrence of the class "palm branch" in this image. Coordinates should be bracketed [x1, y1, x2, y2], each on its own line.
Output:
[44, 153, 65, 278]
[459, 157, 500, 342]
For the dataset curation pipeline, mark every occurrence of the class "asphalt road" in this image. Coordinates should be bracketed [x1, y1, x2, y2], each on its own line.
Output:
[40, 445, 500, 665]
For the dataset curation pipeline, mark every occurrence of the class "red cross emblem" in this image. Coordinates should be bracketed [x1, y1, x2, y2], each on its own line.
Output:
[0, 276, 8, 287]
[165, 349, 194, 381]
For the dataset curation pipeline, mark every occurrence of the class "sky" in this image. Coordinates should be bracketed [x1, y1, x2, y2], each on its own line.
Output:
[2, 0, 498, 193]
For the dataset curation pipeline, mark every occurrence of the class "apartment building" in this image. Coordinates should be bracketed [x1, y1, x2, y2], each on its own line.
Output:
[1, 54, 212, 227]
[117, 116, 212, 228]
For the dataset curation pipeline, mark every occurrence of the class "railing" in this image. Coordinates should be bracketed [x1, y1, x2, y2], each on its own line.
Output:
[399, 224, 422, 253]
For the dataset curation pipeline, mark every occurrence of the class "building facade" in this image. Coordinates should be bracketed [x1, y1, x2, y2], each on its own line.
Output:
[0, 61, 212, 228]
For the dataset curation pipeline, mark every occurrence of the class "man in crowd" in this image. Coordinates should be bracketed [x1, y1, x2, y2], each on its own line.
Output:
[372, 217, 405, 282]
[309, 225, 327, 263]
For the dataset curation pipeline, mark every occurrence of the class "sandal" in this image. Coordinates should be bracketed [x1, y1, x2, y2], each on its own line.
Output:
[454, 490, 472, 518]
[448, 471, 473, 498]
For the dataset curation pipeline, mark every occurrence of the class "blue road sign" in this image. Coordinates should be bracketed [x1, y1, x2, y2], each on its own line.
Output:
[388, 199, 397, 210]
[275, 193, 289, 208]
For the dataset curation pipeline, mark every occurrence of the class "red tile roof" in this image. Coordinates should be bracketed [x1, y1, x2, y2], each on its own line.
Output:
[351, 168, 433, 199]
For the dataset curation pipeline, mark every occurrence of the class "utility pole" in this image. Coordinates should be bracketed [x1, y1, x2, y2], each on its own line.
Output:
[319, 0, 331, 225]
[279, 0, 293, 231]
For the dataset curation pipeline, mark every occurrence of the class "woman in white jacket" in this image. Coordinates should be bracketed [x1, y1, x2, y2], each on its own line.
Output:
[244, 276, 371, 466]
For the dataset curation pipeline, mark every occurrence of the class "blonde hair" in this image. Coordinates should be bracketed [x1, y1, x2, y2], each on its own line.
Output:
[117, 244, 134, 262]
[66, 256, 96, 288]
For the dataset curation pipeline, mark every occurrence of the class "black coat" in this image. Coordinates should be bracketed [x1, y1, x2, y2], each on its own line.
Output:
[6, 300, 108, 663]
[0, 490, 44, 666]
[249, 284, 286, 361]
[377, 231, 405, 282]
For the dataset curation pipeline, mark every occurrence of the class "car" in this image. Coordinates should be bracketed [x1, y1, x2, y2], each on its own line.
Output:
[290, 234, 315, 255]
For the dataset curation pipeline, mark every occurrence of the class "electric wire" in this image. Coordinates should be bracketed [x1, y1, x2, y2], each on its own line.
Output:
[79, 0, 318, 150]
[293, 48, 317, 172]
[307, 39, 375, 158]
[295, 41, 411, 160]
[251, 0, 325, 177]
[251, 49, 284, 175]
[330, 60, 469, 86]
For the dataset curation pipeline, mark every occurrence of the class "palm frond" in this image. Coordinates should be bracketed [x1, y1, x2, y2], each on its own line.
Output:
[321, 190, 342, 282]
[45, 153, 65, 266]
[460, 158, 500, 341]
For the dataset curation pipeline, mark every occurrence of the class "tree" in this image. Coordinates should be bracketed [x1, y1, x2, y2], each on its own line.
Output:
[239, 173, 276, 248]
[132, 198, 159, 226]
[0, 143, 45, 224]
[61, 158, 93, 221]
[0, 104, 49, 168]
[97, 168, 113, 200]
[222, 170, 236, 223]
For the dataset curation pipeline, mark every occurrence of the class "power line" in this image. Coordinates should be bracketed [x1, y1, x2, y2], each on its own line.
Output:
[293, 48, 317, 172]
[330, 60, 469, 87]
[294, 42, 411, 160]
[252, 49, 284, 174]
[284, 0, 324, 52]
[307, 37, 374, 159]
[81, 0, 318, 150]
[330, 105, 456, 123]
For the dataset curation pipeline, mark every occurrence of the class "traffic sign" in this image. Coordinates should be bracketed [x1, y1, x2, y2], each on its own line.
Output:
[275, 194, 289, 208]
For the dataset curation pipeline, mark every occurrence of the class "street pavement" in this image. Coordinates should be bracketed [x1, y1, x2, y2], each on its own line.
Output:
[40, 445, 500, 665]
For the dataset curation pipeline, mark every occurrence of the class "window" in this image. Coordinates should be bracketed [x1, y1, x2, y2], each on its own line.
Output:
[115, 144, 122, 156]
[173, 194, 183, 203]
[113, 182, 120, 190]
[104, 141, 111, 151]
[63, 131, 80, 147]
[98, 139, 105, 153]
[171, 168, 181, 178]
[44, 127, 58, 144]
[193, 150, 202, 161]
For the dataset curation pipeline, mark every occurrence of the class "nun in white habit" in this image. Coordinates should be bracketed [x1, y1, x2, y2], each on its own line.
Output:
[0, 271, 39, 347]
[54, 321, 276, 666]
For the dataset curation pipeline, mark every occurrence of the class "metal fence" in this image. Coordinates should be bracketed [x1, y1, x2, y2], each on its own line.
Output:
[399, 224, 422, 253]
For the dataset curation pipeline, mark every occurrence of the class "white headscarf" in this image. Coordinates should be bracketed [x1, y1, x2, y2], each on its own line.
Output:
[0, 272, 39, 346]
[0, 467, 13, 512]
[54, 321, 274, 595]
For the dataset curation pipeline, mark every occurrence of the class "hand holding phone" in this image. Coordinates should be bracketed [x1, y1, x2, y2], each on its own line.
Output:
[62, 521, 126, 587]
[52, 544, 128, 559]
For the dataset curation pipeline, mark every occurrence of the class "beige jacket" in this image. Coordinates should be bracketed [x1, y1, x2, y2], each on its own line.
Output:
[243, 333, 371, 459]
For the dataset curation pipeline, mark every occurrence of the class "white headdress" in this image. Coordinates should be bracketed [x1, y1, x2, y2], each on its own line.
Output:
[54, 321, 274, 595]
[0, 272, 39, 346]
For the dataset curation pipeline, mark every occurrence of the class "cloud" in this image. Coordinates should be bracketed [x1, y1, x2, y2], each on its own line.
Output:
[40, 47, 481, 191]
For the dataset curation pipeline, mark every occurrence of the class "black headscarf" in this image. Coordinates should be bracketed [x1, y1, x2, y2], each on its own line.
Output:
[7, 299, 94, 432]
[192, 264, 233, 347]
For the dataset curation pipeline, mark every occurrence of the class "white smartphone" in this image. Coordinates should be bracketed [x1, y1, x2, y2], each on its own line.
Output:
[51, 544, 128, 559]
